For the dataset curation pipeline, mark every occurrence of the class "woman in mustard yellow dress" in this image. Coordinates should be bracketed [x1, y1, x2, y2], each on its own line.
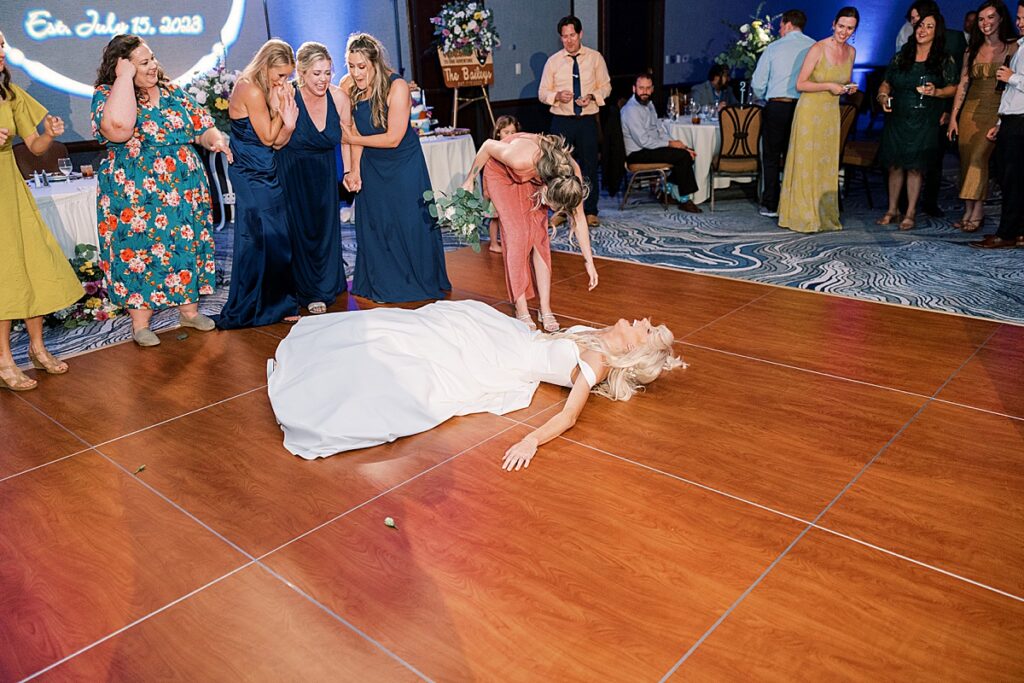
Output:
[947, 1, 1018, 232]
[0, 29, 84, 390]
[778, 7, 860, 233]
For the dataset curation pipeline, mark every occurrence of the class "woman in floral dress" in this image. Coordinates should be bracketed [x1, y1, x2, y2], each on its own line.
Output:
[91, 34, 231, 346]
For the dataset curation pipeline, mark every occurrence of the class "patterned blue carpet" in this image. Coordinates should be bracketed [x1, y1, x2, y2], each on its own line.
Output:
[10, 179, 1023, 366]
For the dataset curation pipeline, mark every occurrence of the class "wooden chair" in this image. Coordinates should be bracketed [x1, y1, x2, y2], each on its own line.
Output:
[620, 161, 672, 209]
[711, 104, 762, 211]
[13, 140, 69, 178]
[837, 103, 878, 208]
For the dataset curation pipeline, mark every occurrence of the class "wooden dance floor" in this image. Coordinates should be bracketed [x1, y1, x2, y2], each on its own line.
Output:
[2, 249, 1022, 680]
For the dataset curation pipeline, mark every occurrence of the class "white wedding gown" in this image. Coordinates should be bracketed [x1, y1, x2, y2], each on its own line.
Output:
[267, 300, 597, 459]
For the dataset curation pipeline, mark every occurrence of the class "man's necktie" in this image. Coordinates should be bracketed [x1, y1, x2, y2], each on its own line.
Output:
[571, 55, 582, 116]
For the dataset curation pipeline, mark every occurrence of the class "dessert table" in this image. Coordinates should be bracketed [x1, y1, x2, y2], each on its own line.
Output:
[29, 177, 100, 257]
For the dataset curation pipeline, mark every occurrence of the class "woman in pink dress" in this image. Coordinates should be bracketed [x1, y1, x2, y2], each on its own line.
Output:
[462, 133, 598, 332]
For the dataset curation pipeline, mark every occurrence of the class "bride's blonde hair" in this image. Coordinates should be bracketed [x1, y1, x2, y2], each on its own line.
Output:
[553, 324, 685, 401]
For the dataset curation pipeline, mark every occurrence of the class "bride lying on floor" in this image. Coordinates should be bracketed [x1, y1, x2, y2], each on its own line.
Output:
[267, 300, 684, 470]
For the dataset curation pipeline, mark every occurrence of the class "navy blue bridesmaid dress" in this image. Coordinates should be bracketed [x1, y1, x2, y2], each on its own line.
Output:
[352, 74, 451, 302]
[277, 84, 347, 308]
[216, 117, 298, 329]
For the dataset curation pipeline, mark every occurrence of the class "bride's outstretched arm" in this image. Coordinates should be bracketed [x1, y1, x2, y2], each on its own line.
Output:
[502, 352, 606, 471]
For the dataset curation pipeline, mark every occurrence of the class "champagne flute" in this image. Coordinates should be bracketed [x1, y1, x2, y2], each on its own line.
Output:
[914, 75, 928, 109]
[57, 157, 73, 180]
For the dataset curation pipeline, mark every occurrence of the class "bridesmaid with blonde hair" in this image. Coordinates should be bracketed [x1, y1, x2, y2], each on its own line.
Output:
[217, 39, 301, 328]
[778, 7, 860, 233]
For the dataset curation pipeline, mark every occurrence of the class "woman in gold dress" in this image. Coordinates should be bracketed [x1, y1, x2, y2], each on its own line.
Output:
[947, 0, 1018, 232]
[778, 7, 860, 233]
[0, 29, 83, 391]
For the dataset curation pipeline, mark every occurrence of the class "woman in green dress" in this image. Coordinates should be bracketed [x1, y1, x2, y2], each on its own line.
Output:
[778, 7, 860, 233]
[876, 7, 958, 230]
[0, 29, 83, 391]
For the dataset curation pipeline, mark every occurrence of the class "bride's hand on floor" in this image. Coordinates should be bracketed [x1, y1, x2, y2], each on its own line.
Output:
[502, 436, 537, 471]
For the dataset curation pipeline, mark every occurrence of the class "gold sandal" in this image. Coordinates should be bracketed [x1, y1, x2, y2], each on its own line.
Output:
[28, 348, 68, 375]
[515, 312, 537, 331]
[876, 212, 900, 226]
[538, 312, 560, 333]
[0, 363, 38, 391]
[899, 215, 916, 231]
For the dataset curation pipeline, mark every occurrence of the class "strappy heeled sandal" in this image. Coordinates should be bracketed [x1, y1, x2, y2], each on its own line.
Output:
[876, 212, 900, 226]
[537, 312, 559, 333]
[28, 348, 68, 375]
[962, 218, 984, 233]
[0, 363, 38, 391]
[307, 302, 327, 315]
[516, 312, 538, 331]
[899, 215, 916, 231]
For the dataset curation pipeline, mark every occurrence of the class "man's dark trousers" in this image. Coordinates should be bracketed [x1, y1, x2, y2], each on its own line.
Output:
[551, 114, 600, 215]
[625, 147, 698, 197]
[995, 114, 1024, 240]
[760, 99, 797, 212]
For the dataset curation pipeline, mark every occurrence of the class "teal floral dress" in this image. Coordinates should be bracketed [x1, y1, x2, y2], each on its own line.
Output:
[91, 83, 216, 309]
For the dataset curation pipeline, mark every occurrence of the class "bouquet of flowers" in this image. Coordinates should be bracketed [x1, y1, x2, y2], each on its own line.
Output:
[186, 64, 239, 133]
[47, 244, 122, 329]
[715, 3, 779, 73]
[423, 188, 489, 252]
[430, 1, 501, 56]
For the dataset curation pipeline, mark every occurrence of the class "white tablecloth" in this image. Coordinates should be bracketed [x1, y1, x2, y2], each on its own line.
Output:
[419, 134, 476, 196]
[664, 119, 743, 205]
[29, 178, 100, 257]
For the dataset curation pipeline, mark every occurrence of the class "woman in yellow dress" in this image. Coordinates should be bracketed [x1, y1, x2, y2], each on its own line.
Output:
[0, 29, 84, 390]
[778, 7, 860, 233]
[947, 0, 1018, 232]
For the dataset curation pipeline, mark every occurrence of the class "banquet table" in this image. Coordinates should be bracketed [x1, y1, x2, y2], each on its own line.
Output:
[664, 119, 749, 205]
[29, 178, 100, 257]
[419, 133, 476, 196]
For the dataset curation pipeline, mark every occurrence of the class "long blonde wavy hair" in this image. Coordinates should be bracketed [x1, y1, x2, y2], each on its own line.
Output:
[295, 42, 332, 88]
[534, 134, 590, 234]
[553, 324, 685, 401]
[346, 33, 393, 129]
[241, 39, 295, 106]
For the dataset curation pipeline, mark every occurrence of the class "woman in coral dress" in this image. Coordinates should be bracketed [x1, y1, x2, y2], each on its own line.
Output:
[0, 28, 82, 390]
[461, 132, 599, 332]
[778, 7, 860, 233]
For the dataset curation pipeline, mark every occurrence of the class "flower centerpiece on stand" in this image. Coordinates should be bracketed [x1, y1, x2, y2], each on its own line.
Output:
[185, 64, 239, 134]
[715, 2, 780, 76]
[430, 1, 501, 59]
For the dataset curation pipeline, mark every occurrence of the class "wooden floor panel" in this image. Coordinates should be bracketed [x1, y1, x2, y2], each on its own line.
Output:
[937, 323, 1024, 418]
[676, 529, 1024, 681]
[4, 255, 1020, 678]
[16, 327, 281, 445]
[820, 401, 1024, 596]
[0, 392, 85, 479]
[97, 392, 524, 557]
[685, 287, 999, 395]
[525, 344, 925, 519]
[0, 451, 246, 681]
[261, 427, 804, 682]
[36, 565, 418, 682]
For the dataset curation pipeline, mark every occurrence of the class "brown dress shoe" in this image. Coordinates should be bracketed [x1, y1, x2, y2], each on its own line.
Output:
[585, 214, 600, 227]
[678, 199, 703, 213]
[969, 234, 1018, 249]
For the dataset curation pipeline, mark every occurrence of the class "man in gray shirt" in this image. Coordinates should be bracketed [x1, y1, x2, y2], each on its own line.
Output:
[621, 73, 701, 212]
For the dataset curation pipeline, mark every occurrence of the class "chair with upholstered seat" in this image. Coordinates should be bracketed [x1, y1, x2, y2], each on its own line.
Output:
[837, 103, 878, 208]
[711, 104, 762, 211]
[13, 140, 69, 178]
[620, 161, 673, 209]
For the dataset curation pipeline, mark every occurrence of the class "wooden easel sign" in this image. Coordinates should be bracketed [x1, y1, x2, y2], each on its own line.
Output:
[438, 49, 495, 127]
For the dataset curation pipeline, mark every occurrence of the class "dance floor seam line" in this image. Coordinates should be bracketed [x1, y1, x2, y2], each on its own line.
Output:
[678, 292, 773, 341]
[661, 325, 1003, 675]
[249, 563, 434, 682]
[0, 447, 92, 485]
[252, 421, 523, 562]
[18, 562, 257, 682]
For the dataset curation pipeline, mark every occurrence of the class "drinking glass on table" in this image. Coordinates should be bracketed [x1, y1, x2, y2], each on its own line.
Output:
[57, 157, 73, 180]
[80, 164, 94, 178]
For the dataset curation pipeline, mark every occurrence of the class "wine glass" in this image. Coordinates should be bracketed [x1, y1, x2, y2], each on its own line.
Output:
[914, 75, 928, 109]
[666, 97, 678, 121]
[57, 157, 73, 180]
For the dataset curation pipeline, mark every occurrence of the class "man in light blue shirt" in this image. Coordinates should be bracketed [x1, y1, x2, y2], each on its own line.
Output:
[750, 9, 815, 217]
[621, 73, 701, 212]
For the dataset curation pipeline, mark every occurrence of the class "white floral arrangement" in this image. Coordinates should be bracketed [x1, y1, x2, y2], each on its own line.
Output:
[715, 3, 779, 73]
[186, 65, 239, 133]
[430, 1, 501, 56]
[423, 188, 488, 252]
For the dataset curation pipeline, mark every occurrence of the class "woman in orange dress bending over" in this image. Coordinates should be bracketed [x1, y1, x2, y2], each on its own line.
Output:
[462, 133, 598, 332]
